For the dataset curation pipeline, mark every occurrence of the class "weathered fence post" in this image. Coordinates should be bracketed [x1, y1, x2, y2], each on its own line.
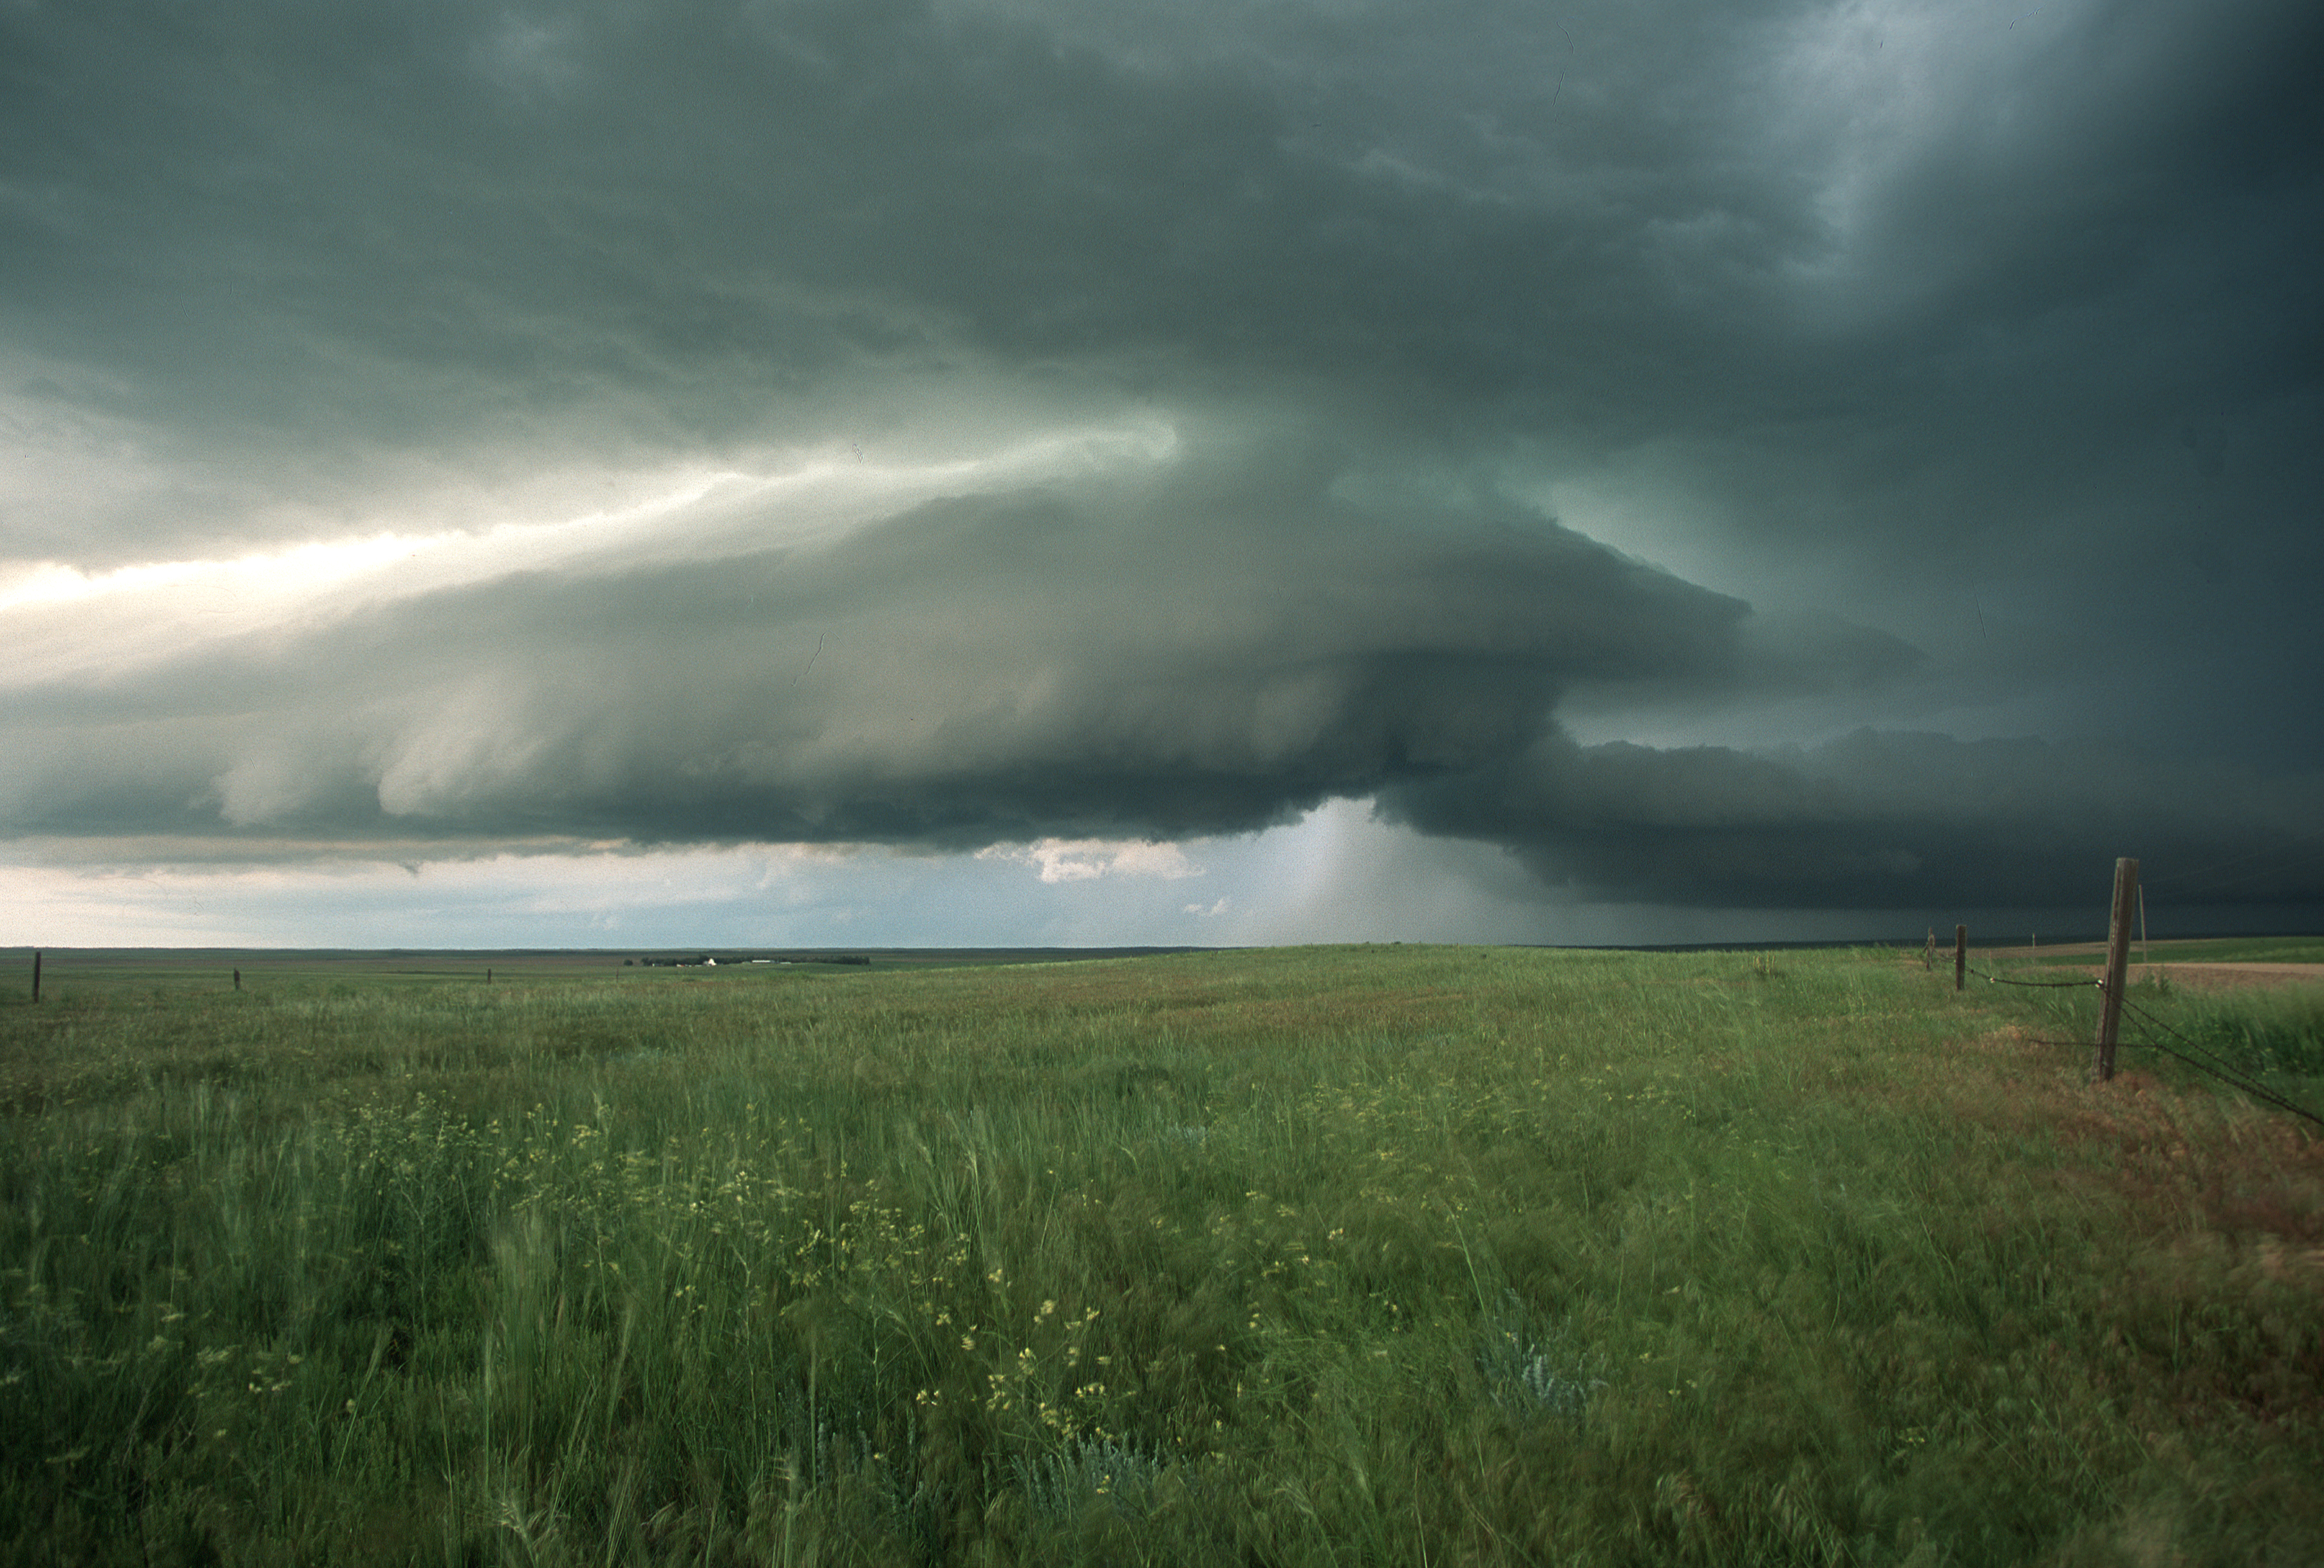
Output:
[1954, 926, 1966, 992]
[233, 968, 241, 992]
[30, 951, 38, 1003]
[2094, 857, 2139, 1083]
[1924, 928, 1935, 971]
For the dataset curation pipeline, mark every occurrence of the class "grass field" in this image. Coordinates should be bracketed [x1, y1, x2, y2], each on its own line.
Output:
[2018, 937, 2324, 967]
[2, 944, 2319, 1565]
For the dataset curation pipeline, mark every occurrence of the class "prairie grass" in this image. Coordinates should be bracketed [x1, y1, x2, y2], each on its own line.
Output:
[2164, 985, 2324, 1079]
[1, 945, 2318, 1565]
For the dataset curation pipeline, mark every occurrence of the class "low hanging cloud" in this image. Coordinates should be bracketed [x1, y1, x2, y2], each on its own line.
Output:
[5, 0, 2320, 937]
[8, 424, 2319, 916]
[1380, 729, 2324, 910]
[1, 434, 1783, 848]
[978, 837, 1205, 884]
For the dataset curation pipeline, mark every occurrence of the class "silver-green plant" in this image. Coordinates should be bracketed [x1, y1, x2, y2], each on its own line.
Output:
[1016, 1436, 1168, 1521]
[1478, 1291, 1607, 1424]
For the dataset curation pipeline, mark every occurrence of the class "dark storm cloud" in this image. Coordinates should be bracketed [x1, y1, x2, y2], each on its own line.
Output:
[5, 0, 2321, 920]
[14, 3, 2301, 494]
[1380, 729, 2324, 910]
[2, 0, 1765, 491]
[0, 447, 1777, 845]
[14, 425, 2313, 916]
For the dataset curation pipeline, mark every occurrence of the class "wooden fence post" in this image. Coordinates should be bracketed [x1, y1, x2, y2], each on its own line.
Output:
[1924, 928, 1935, 971]
[1954, 926, 1966, 992]
[2094, 858, 2139, 1083]
[233, 968, 241, 993]
[30, 951, 38, 1003]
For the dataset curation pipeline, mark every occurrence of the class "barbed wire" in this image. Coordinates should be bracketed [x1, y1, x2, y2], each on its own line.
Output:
[1965, 966, 2099, 989]
[2117, 996, 2258, 1083]
[1969, 960, 2324, 1130]
[2115, 994, 2324, 1130]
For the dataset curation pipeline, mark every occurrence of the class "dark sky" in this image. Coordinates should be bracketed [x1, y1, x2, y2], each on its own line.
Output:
[3, 0, 2319, 945]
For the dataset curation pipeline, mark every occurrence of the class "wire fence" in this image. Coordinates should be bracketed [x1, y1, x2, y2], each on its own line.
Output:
[2116, 993, 2324, 1131]
[1963, 960, 2324, 1131]
[1965, 967, 2097, 989]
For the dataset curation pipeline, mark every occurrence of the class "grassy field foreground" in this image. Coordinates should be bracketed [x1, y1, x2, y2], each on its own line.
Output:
[1, 946, 2319, 1565]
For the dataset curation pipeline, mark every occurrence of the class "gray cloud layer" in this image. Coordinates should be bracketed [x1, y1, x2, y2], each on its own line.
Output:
[1382, 729, 2323, 908]
[1, 449, 1759, 841]
[14, 4, 2312, 495]
[9, 433, 2316, 911]
[5, 0, 2320, 920]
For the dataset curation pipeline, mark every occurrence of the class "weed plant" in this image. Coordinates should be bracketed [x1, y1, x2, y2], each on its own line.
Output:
[1, 946, 2319, 1565]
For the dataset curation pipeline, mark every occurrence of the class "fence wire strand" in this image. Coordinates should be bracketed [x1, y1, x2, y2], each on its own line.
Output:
[2114, 993, 2324, 1131]
[1965, 966, 2098, 989]
[1969, 960, 2324, 1130]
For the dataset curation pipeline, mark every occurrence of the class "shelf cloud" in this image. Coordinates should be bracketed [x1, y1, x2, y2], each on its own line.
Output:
[3, 436, 1855, 843]
[5, 0, 2320, 940]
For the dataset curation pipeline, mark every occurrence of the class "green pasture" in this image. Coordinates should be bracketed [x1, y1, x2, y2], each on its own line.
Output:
[0, 947, 1186, 1009]
[2, 945, 2319, 1566]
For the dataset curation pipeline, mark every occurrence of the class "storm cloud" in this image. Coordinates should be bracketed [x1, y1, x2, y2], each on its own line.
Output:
[1, 439, 1808, 841]
[1383, 729, 2324, 908]
[5, 0, 2320, 940]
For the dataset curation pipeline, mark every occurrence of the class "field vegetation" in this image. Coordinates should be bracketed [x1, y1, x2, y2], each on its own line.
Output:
[1, 944, 2319, 1565]
[2022, 937, 2324, 967]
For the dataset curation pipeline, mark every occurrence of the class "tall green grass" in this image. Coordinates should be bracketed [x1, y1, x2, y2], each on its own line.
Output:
[2025, 937, 2324, 967]
[2, 947, 2318, 1565]
[2014, 965, 2324, 1098]
[2169, 986, 2324, 1079]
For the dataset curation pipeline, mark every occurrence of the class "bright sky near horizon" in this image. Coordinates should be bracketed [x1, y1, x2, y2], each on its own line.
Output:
[4, 0, 2320, 948]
